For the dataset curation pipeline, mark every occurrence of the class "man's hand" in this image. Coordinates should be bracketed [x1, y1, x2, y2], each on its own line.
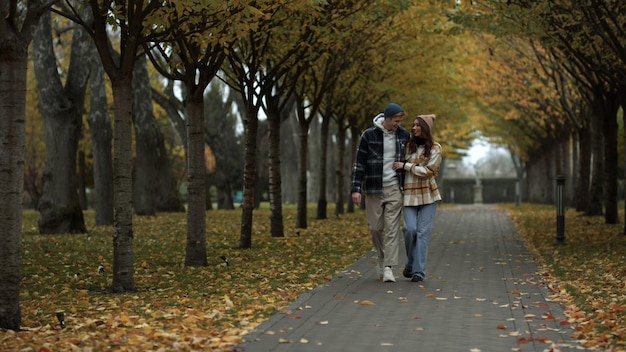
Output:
[351, 192, 361, 205]
[392, 162, 404, 170]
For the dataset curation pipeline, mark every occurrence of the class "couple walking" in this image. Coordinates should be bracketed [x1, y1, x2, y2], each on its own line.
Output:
[351, 103, 442, 283]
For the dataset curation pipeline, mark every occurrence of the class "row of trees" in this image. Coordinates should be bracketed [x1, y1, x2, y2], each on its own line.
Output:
[452, 1, 626, 226]
[2, 0, 476, 331]
[2, 0, 623, 332]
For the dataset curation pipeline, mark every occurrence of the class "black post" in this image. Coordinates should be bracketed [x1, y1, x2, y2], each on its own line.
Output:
[556, 175, 566, 244]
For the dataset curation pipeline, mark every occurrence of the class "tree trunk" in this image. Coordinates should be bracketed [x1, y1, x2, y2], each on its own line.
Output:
[184, 93, 207, 266]
[296, 107, 311, 229]
[0, 28, 29, 333]
[131, 56, 185, 215]
[602, 92, 619, 224]
[87, 44, 114, 226]
[575, 125, 591, 212]
[33, 12, 87, 234]
[266, 101, 284, 237]
[205, 174, 214, 210]
[347, 126, 360, 213]
[280, 115, 299, 204]
[335, 124, 348, 216]
[78, 151, 88, 210]
[213, 170, 234, 209]
[621, 88, 626, 235]
[240, 106, 260, 249]
[268, 113, 285, 236]
[111, 80, 136, 292]
[316, 114, 330, 220]
[586, 107, 604, 216]
[131, 57, 158, 215]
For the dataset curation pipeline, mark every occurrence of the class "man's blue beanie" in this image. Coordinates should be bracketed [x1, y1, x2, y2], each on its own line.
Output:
[384, 103, 404, 118]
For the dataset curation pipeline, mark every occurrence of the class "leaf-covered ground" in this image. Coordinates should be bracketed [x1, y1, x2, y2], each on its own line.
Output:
[3, 203, 626, 351]
[3, 206, 372, 351]
[504, 203, 626, 351]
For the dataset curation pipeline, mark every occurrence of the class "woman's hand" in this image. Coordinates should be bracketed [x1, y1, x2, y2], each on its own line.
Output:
[392, 161, 404, 170]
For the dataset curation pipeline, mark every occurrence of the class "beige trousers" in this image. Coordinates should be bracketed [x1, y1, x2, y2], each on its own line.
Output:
[365, 185, 402, 267]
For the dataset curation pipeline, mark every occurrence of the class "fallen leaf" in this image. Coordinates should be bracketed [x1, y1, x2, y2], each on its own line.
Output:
[496, 324, 507, 329]
[359, 300, 375, 305]
[535, 337, 552, 343]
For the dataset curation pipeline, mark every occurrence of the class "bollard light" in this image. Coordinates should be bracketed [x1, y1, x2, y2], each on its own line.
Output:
[555, 175, 566, 244]
[56, 311, 65, 328]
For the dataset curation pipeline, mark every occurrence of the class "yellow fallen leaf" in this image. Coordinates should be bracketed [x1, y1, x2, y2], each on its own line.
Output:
[359, 300, 375, 305]
[278, 338, 291, 343]
[318, 321, 329, 325]
[523, 314, 535, 319]
[224, 296, 234, 308]
[300, 338, 309, 344]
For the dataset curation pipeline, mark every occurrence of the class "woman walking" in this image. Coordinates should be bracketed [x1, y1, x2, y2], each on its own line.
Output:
[393, 114, 442, 282]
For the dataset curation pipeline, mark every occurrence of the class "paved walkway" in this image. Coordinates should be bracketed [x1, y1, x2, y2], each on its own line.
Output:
[236, 204, 585, 352]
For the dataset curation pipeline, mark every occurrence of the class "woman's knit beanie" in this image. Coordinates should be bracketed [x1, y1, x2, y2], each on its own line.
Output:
[418, 114, 436, 131]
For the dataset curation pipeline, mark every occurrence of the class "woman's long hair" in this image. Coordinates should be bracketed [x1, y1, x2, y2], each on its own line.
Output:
[406, 117, 434, 158]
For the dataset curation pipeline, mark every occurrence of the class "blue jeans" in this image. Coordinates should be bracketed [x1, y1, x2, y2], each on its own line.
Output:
[403, 203, 437, 279]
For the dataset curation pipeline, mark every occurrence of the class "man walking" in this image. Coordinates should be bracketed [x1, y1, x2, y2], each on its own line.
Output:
[351, 103, 410, 282]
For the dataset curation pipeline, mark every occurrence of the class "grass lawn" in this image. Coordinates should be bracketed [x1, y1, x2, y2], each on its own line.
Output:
[2, 202, 625, 351]
[502, 203, 626, 351]
[7, 205, 372, 351]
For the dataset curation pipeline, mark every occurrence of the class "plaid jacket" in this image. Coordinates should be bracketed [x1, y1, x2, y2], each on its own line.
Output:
[402, 142, 443, 205]
[351, 122, 411, 195]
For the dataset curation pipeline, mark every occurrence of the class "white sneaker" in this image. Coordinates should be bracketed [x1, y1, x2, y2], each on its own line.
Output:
[383, 267, 395, 282]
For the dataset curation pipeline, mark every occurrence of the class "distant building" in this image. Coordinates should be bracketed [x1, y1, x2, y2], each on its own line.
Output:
[441, 158, 518, 204]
